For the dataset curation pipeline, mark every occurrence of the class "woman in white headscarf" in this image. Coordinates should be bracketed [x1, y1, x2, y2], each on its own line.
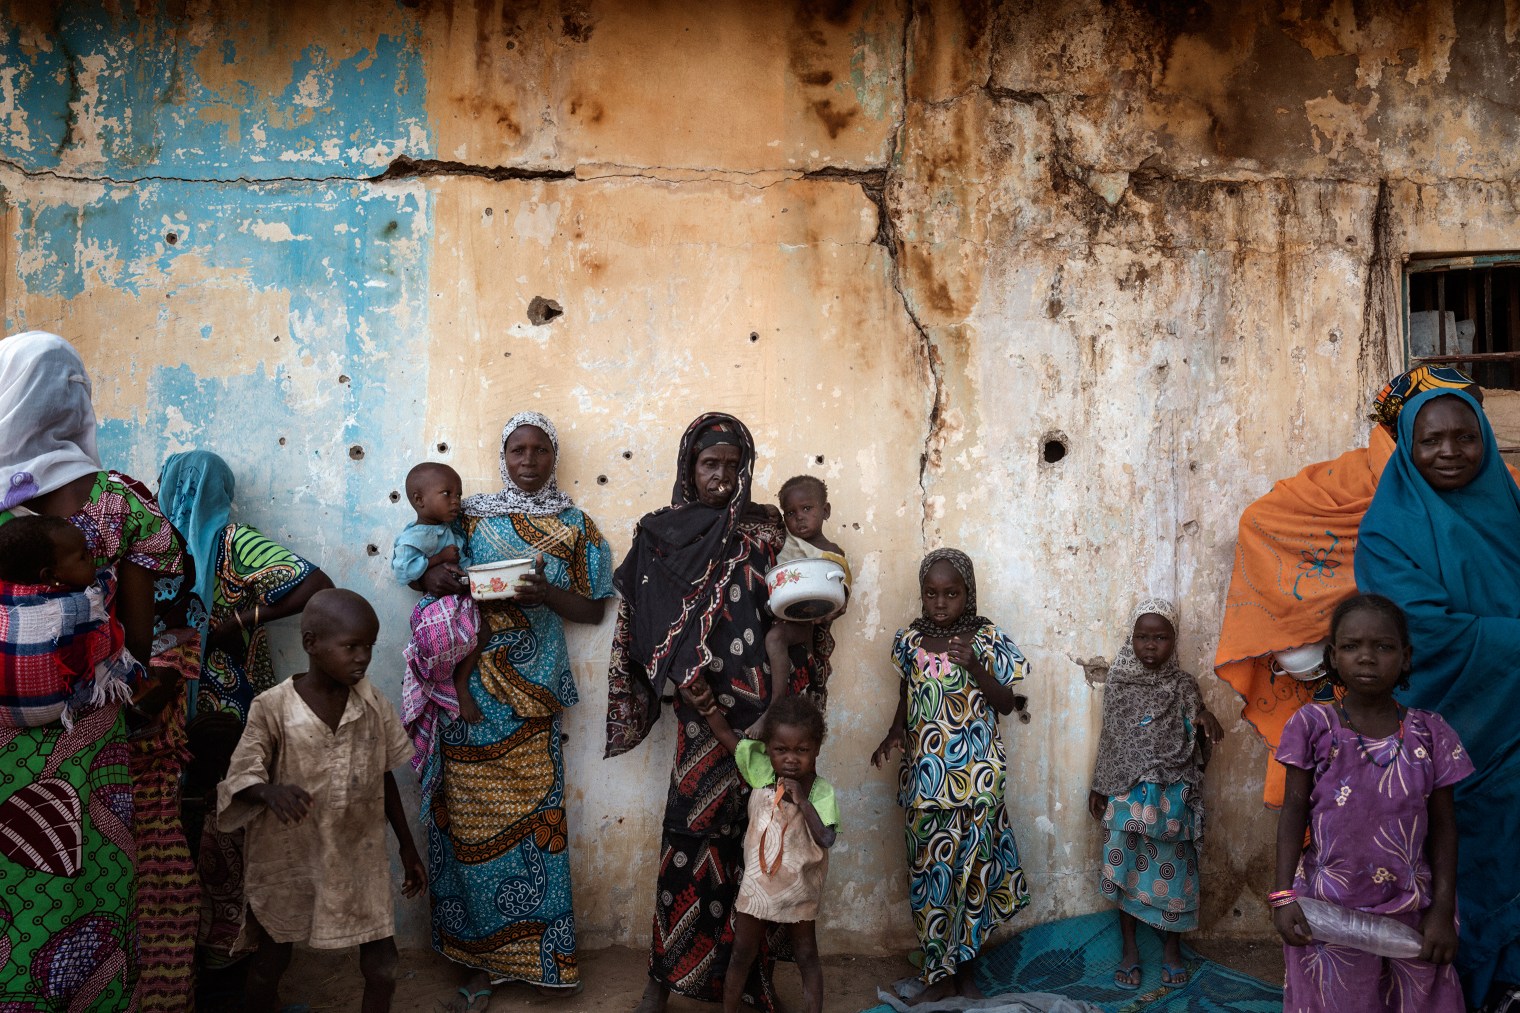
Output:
[421, 412, 614, 1010]
[0, 331, 196, 1010]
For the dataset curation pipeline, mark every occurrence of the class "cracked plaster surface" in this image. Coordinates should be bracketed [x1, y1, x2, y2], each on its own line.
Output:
[3, 0, 1520, 951]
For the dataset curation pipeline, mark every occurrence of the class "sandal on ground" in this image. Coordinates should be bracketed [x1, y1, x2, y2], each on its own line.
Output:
[1161, 962, 1189, 988]
[445, 987, 491, 1013]
[1113, 963, 1141, 990]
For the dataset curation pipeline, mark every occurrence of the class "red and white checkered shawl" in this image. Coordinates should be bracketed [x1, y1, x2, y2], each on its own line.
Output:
[0, 570, 139, 727]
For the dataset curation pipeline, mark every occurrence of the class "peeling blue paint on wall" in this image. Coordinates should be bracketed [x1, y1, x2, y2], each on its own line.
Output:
[0, 1, 428, 179]
[0, 1, 436, 689]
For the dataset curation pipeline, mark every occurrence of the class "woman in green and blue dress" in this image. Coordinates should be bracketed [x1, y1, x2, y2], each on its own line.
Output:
[420, 411, 613, 1011]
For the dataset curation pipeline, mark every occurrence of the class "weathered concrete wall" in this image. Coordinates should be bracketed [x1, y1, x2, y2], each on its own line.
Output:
[1, 0, 1517, 952]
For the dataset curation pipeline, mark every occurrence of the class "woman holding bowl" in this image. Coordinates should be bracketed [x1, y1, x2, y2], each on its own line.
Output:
[607, 413, 819, 1013]
[425, 412, 613, 1011]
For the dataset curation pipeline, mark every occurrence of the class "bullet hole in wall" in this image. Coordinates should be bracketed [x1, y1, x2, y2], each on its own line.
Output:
[436, 442, 449, 454]
[1042, 434, 1068, 464]
[749, 332, 759, 342]
[366, 544, 379, 556]
[278, 437, 287, 446]
[349, 445, 365, 461]
[273, 335, 281, 342]
[388, 491, 401, 503]
[597, 475, 608, 485]
[485, 207, 494, 216]
[622, 450, 632, 460]
[527, 297, 563, 325]
[338, 374, 350, 384]
[165, 232, 178, 245]
[814, 454, 824, 464]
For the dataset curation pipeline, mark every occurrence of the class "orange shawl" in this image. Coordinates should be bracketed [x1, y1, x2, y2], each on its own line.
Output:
[1214, 427, 1394, 807]
[1218, 426, 1520, 805]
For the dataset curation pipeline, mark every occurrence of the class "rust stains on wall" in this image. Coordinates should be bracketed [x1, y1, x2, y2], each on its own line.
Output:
[1, 0, 1517, 952]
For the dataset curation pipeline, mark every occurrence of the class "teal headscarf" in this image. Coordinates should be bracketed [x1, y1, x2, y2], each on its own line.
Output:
[1355, 387, 1520, 997]
[157, 451, 235, 624]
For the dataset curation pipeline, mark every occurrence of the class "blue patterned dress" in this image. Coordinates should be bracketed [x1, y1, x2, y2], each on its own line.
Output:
[424, 508, 612, 987]
[893, 623, 1032, 985]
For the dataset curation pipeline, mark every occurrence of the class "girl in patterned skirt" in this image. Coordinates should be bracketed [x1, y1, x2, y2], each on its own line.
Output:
[1088, 597, 1223, 990]
[872, 548, 1032, 1005]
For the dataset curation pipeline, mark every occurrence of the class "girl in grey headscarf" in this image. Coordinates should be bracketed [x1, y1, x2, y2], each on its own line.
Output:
[1088, 597, 1223, 990]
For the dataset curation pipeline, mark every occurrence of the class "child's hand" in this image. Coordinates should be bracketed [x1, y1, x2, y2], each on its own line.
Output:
[1199, 710, 1225, 748]
[1087, 790, 1107, 821]
[1273, 902, 1313, 947]
[871, 725, 904, 768]
[946, 635, 978, 669]
[777, 776, 802, 805]
[258, 783, 313, 825]
[1419, 904, 1459, 964]
[400, 843, 428, 898]
[681, 678, 719, 715]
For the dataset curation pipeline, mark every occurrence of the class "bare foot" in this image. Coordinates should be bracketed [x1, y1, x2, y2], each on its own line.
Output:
[632, 979, 669, 1013]
[906, 977, 957, 1006]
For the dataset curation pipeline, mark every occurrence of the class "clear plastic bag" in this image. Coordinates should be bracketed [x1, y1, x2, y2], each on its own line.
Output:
[1296, 896, 1424, 959]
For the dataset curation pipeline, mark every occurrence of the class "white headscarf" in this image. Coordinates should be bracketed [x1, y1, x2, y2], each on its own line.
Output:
[461, 411, 577, 518]
[0, 332, 101, 511]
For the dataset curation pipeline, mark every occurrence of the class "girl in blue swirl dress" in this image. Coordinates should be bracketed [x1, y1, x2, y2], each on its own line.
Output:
[872, 548, 1032, 1004]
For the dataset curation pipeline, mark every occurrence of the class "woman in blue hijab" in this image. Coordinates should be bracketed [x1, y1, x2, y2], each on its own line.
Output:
[1355, 387, 1520, 1006]
[158, 450, 333, 721]
[156, 450, 333, 971]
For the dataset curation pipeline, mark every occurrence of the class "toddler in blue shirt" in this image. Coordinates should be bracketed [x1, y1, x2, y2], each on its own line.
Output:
[392, 463, 482, 785]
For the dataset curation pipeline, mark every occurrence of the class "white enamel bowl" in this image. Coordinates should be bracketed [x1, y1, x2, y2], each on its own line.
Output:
[468, 557, 534, 601]
[1272, 640, 1330, 682]
[765, 557, 847, 621]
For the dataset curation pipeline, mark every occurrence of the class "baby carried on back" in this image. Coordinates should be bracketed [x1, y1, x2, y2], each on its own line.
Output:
[0, 515, 142, 727]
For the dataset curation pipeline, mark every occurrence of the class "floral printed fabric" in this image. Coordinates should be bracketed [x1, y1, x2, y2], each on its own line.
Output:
[425, 508, 613, 988]
[892, 625, 1028, 810]
[1277, 703, 1473, 1011]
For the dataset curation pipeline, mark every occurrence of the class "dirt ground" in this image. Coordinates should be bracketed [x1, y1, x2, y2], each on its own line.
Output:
[269, 936, 1283, 1012]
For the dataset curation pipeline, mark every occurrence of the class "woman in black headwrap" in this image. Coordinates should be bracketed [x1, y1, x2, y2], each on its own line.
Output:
[607, 413, 822, 1013]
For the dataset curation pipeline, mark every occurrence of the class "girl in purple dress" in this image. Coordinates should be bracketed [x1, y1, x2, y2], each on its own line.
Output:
[1273, 594, 1472, 1011]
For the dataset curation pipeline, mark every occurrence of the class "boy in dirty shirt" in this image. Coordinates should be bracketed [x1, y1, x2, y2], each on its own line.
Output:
[217, 588, 425, 1013]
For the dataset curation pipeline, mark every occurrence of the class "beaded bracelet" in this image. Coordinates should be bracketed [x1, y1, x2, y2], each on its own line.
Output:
[1268, 889, 1298, 908]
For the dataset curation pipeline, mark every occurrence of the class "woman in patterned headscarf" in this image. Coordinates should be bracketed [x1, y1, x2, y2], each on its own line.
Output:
[607, 413, 826, 1013]
[1213, 365, 1518, 807]
[426, 412, 614, 1010]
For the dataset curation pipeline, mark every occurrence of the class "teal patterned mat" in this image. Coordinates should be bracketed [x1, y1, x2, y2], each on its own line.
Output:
[860, 912, 1282, 1013]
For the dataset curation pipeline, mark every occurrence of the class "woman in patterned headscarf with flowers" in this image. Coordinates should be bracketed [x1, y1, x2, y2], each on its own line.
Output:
[1213, 365, 1519, 808]
[607, 413, 829, 1013]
